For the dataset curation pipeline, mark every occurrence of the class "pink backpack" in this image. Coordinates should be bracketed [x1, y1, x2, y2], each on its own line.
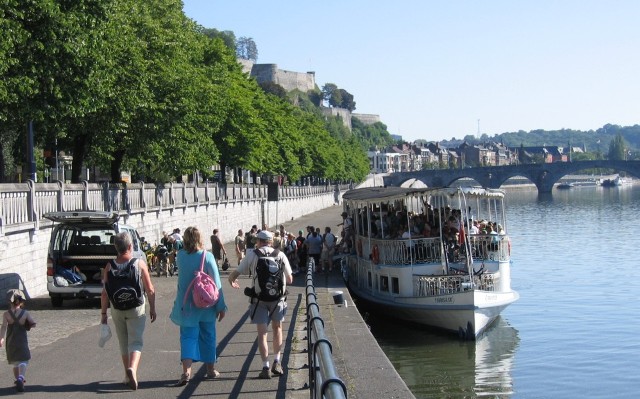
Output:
[183, 251, 219, 309]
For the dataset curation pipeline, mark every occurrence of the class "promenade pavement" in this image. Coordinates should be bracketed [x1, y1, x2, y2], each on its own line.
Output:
[0, 204, 414, 398]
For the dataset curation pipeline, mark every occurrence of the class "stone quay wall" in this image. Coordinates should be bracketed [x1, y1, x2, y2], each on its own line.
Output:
[0, 181, 343, 305]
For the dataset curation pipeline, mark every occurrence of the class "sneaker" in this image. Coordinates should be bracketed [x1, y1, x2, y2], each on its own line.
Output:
[15, 377, 24, 392]
[258, 367, 271, 379]
[271, 361, 284, 376]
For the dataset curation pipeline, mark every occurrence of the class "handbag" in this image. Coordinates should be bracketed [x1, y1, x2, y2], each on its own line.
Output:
[222, 255, 230, 271]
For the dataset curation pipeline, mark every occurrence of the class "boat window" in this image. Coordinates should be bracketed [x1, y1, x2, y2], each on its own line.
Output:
[392, 277, 399, 294]
[380, 276, 389, 292]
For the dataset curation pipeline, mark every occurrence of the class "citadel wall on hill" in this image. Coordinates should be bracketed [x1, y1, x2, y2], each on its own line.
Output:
[238, 59, 381, 129]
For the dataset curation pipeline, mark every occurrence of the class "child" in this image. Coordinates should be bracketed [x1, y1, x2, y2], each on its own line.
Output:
[0, 289, 36, 392]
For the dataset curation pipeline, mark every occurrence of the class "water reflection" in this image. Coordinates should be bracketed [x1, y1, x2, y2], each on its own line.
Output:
[365, 313, 519, 398]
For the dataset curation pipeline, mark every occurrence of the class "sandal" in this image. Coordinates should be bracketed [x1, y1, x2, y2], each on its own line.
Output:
[204, 369, 220, 379]
[126, 368, 138, 390]
[175, 373, 190, 387]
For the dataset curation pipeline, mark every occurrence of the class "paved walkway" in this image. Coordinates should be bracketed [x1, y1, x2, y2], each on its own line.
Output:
[0, 204, 413, 398]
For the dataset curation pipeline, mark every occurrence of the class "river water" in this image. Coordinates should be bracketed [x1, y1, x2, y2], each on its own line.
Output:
[364, 183, 640, 399]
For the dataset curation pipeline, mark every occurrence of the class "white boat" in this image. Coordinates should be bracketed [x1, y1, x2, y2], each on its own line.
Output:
[341, 186, 519, 339]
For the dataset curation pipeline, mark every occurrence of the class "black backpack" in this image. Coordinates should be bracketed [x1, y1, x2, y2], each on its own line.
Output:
[105, 258, 144, 310]
[253, 249, 285, 302]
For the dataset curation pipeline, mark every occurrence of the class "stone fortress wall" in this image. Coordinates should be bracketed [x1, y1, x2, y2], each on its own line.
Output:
[238, 58, 380, 129]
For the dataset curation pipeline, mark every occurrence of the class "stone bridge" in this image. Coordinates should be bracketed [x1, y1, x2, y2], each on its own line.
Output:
[383, 160, 640, 193]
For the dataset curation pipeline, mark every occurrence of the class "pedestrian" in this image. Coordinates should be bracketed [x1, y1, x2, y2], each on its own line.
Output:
[227, 230, 293, 379]
[210, 228, 227, 268]
[285, 232, 299, 274]
[245, 225, 258, 252]
[295, 230, 307, 272]
[305, 229, 323, 273]
[321, 227, 337, 272]
[101, 232, 156, 391]
[0, 289, 36, 392]
[170, 226, 227, 386]
[235, 229, 246, 266]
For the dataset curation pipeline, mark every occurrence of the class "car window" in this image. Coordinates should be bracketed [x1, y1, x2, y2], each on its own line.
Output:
[122, 228, 140, 252]
[55, 226, 116, 251]
[52, 227, 75, 253]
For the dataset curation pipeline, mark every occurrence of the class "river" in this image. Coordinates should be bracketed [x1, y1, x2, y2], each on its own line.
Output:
[363, 183, 640, 398]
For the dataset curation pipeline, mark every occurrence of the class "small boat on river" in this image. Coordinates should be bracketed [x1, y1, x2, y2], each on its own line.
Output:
[601, 175, 627, 187]
[341, 186, 519, 339]
[557, 182, 575, 189]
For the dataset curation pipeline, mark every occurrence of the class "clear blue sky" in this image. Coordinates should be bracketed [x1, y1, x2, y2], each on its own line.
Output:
[182, 0, 640, 142]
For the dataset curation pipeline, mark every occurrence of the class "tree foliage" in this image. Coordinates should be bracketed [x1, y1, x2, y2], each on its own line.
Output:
[236, 36, 258, 61]
[608, 134, 627, 160]
[0, 0, 371, 185]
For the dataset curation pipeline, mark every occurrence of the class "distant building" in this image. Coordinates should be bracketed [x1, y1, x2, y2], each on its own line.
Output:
[514, 146, 567, 163]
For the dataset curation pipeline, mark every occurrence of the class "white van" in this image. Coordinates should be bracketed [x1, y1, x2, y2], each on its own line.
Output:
[44, 211, 145, 307]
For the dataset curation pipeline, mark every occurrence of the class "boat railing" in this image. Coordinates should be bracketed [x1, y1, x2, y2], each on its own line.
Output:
[368, 237, 443, 265]
[365, 234, 510, 265]
[414, 273, 499, 297]
[468, 235, 510, 262]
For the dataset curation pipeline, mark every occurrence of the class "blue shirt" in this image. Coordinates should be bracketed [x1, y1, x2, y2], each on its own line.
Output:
[170, 250, 226, 327]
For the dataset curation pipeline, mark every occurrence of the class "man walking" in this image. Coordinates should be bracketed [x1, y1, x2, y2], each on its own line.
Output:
[227, 230, 293, 379]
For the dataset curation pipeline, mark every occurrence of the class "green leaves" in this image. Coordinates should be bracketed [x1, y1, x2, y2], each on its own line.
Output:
[1, 0, 371, 184]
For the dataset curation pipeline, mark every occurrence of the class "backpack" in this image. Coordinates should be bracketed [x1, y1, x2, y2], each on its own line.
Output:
[253, 248, 285, 302]
[105, 258, 144, 310]
[184, 251, 219, 309]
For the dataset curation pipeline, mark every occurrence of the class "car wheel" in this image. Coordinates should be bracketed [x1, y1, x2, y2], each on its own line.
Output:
[51, 296, 63, 307]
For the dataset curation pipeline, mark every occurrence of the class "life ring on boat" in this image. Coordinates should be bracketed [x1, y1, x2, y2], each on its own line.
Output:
[371, 244, 380, 264]
[357, 239, 363, 257]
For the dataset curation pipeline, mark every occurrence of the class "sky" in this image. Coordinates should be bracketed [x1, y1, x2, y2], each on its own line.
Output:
[182, 0, 640, 142]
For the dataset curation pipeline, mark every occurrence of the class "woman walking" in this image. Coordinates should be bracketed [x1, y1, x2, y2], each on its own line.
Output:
[101, 232, 156, 391]
[170, 226, 227, 385]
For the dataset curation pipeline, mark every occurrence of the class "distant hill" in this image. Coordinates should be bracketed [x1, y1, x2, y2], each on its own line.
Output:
[440, 123, 640, 152]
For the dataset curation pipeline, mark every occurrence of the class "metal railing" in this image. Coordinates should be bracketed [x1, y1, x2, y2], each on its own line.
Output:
[305, 258, 348, 399]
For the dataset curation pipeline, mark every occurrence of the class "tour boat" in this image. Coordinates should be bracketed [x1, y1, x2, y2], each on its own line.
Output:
[341, 186, 519, 339]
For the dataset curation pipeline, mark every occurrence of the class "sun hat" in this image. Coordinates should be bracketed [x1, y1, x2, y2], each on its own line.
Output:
[6, 289, 25, 303]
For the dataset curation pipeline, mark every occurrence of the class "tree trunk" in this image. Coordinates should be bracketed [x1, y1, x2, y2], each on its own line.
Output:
[0, 141, 6, 182]
[220, 160, 227, 183]
[71, 135, 88, 183]
[110, 149, 125, 183]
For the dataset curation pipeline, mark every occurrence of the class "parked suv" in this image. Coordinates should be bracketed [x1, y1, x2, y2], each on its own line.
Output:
[44, 211, 146, 307]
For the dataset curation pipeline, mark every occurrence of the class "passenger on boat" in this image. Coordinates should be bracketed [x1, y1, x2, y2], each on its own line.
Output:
[338, 212, 353, 252]
[469, 219, 479, 235]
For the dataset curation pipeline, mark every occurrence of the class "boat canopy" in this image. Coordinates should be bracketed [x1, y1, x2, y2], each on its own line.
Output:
[342, 186, 505, 207]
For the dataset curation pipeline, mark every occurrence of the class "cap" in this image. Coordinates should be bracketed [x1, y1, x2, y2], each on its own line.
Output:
[257, 230, 273, 240]
[6, 288, 25, 303]
[341, 212, 348, 217]
[298, 230, 304, 234]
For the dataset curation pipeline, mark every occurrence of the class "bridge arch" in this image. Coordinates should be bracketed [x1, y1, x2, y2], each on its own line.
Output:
[383, 160, 640, 193]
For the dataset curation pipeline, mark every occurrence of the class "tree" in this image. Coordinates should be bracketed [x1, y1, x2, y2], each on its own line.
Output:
[608, 134, 627, 160]
[321, 83, 338, 107]
[338, 89, 356, 111]
[236, 36, 258, 61]
[200, 28, 236, 51]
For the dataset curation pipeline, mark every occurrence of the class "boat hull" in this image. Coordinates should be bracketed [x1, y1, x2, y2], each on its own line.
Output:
[349, 283, 519, 339]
